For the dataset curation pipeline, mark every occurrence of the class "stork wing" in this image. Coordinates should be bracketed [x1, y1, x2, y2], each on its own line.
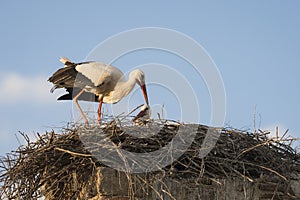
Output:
[57, 87, 99, 102]
[75, 62, 124, 87]
[48, 64, 95, 91]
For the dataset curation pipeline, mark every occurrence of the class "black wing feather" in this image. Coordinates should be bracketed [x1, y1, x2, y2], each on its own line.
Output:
[57, 87, 99, 102]
[48, 62, 95, 91]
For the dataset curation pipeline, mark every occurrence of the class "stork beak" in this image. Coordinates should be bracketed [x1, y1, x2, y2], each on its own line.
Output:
[140, 84, 149, 105]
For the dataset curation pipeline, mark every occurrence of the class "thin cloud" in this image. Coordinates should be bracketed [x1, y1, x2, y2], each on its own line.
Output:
[0, 72, 63, 105]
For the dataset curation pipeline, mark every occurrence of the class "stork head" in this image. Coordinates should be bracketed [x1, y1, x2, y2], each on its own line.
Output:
[130, 69, 149, 105]
[130, 69, 144, 85]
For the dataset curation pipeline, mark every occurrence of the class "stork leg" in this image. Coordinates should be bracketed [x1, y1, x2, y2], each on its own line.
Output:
[97, 95, 104, 124]
[73, 89, 89, 126]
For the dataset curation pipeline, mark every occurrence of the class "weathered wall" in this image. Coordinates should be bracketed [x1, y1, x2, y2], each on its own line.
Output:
[91, 167, 300, 200]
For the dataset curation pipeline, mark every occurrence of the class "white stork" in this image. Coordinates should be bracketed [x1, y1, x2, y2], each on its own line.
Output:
[48, 57, 149, 126]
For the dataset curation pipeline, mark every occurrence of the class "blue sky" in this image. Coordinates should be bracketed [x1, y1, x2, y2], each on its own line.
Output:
[0, 1, 300, 154]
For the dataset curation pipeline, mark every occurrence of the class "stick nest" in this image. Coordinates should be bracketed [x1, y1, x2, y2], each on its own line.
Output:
[0, 119, 299, 199]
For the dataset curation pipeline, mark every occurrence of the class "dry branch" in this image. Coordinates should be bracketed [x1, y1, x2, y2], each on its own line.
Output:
[0, 119, 299, 199]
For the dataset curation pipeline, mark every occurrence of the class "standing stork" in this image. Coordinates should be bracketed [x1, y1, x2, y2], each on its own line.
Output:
[48, 57, 149, 126]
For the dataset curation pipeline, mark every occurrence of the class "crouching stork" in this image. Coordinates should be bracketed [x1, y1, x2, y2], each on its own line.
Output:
[48, 57, 149, 126]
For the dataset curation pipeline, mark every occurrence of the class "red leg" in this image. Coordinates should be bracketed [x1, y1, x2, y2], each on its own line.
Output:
[97, 95, 104, 124]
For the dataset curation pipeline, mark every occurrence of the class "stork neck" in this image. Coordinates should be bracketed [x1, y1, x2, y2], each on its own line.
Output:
[117, 77, 137, 97]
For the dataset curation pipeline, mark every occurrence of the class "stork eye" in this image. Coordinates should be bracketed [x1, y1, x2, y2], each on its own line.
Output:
[138, 74, 144, 81]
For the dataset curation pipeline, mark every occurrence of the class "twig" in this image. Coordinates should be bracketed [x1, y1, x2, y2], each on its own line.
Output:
[54, 147, 92, 157]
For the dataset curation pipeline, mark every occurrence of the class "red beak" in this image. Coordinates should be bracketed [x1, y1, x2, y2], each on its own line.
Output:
[140, 84, 149, 105]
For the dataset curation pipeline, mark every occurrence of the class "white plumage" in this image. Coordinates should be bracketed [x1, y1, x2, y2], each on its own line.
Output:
[48, 57, 149, 125]
[75, 62, 123, 89]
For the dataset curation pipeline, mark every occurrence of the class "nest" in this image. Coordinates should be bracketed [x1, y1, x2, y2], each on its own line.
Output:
[0, 119, 299, 199]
